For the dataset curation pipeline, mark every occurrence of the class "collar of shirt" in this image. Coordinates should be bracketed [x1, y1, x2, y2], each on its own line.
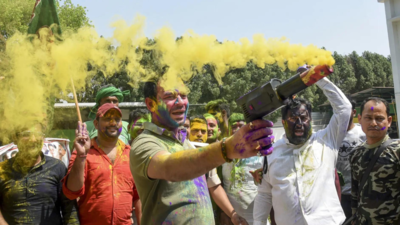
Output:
[281, 134, 312, 152]
[90, 138, 128, 164]
[364, 135, 389, 149]
[143, 122, 183, 144]
[11, 151, 46, 174]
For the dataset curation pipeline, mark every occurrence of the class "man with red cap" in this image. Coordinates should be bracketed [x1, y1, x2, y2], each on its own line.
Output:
[62, 103, 141, 225]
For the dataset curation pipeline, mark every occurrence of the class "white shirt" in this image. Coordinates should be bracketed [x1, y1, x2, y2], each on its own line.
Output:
[253, 78, 350, 225]
[222, 157, 263, 219]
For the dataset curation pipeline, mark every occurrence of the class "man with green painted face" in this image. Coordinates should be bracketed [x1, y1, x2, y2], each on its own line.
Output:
[228, 113, 246, 136]
[128, 108, 151, 143]
[204, 113, 221, 144]
[205, 99, 230, 139]
[129, 78, 274, 224]
[222, 113, 263, 224]
[85, 85, 131, 144]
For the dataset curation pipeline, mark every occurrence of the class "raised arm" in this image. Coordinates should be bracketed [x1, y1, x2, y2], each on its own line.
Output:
[64, 122, 90, 195]
[146, 120, 274, 182]
[316, 78, 351, 149]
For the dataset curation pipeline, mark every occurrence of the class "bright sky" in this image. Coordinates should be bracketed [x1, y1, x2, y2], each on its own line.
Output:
[71, 0, 390, 56]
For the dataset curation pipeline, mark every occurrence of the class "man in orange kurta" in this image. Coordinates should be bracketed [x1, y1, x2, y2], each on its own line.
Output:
[62, 104, 141, 225]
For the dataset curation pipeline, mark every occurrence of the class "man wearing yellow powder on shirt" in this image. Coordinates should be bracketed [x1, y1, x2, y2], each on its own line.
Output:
[129, 78, 274, 224]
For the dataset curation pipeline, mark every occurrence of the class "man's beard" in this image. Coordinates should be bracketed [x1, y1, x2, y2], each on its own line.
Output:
[104, 126, 121, 138]
[14, 141, 43, 172]
[286, 126, 312, 145]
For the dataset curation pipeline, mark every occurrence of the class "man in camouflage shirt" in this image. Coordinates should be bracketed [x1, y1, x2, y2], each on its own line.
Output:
[350, 97, 400, 225]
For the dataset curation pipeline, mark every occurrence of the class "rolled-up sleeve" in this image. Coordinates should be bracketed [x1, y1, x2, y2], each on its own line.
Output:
[62, 150, 86, 200]
[206, 168, 221, 188]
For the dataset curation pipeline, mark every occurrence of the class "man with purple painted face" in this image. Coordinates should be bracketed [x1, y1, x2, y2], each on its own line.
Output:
[129, 78, 274, 224]
[254, 76, 351, 225]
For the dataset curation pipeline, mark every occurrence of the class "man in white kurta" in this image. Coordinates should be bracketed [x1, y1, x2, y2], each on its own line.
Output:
[253, 77, 350, 225]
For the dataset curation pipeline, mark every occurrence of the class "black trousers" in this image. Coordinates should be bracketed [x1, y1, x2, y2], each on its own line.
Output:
[341, 194, 352, 220]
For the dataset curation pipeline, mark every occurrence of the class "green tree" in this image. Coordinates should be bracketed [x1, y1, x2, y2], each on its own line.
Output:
[331, 51, 357, 93]
[57, 0, 92, 31]
[363, 51, 392, 87]
[386, 56, 394, 87]
[0, 0, 33, 39]
[349, 51, 375, 92]
[0, 0, 92, 40]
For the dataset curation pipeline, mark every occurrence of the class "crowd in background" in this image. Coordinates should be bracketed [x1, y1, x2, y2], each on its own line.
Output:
[0, 74, 399, 225]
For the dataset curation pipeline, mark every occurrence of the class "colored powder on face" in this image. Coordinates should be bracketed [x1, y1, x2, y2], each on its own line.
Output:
[371, 106, 374, 111]
[118, 127, 122, 133]
[381, 126, 386, 130]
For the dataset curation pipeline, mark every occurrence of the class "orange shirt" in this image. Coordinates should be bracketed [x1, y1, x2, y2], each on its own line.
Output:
[62, 139, 139, 225]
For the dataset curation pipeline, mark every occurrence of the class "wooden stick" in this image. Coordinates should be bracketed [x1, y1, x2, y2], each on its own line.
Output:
[70, 77, 82, 122]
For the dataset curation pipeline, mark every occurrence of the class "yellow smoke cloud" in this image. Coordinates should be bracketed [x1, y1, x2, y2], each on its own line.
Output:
[0, 15, 334, 141]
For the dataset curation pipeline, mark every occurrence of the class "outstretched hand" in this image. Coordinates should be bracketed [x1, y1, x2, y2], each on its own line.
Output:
[74, 121, 90, 156]
[225, 119, 274, 159]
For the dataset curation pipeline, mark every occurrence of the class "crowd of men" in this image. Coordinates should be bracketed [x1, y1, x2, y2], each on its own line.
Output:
[0, 68, 399, 225]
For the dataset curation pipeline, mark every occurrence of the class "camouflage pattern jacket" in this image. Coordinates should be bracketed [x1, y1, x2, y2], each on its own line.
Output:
[350, 135, 400, 225]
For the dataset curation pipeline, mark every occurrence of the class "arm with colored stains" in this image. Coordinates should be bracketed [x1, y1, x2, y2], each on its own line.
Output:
[64, 122, 90, 196]
[146, 120, 274, 182]
[316, 78, 351, 149]
[208, 184, 249, 225]
[63, 150, 87, 198]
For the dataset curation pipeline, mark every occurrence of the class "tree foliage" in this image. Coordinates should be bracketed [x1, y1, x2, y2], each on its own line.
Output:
[57, 0, 92, 31]
[0, 0, 92, 40]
